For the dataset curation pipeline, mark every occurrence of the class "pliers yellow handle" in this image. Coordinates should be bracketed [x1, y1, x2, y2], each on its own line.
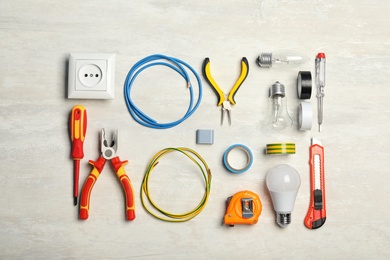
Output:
[202, 57, 249, 106]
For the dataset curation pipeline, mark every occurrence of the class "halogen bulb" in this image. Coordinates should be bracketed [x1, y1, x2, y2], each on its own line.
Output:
[265, 81, 292, 131]
[266, 164, 301, 228]
[257, 51, 309, 68]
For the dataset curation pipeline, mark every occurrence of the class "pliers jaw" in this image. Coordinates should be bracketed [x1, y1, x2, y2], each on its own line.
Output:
[101, 128, 118, 160]
[221, 101, 232, 125]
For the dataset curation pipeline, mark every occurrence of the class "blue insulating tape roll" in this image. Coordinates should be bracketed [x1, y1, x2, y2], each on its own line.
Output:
[223, 144, 253, 174]
[124, 54, 203, 129]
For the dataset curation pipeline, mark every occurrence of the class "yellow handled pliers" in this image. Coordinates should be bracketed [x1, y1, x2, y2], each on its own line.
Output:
[202, 57, 249, 125]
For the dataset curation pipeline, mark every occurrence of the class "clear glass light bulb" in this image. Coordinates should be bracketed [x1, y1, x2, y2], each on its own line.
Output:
[265, 81, 292, 131]
[266, 164, 301, 228]
[256, 51, 309, 68]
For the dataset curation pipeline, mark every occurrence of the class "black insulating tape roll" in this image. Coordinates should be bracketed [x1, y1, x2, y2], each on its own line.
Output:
[297, 71, 312, 99]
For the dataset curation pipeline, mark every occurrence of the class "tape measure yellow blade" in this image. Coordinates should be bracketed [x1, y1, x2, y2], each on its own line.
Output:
[202, 58, 226, 106]
[227, 57, 249, 105]
[266, 143, 296, 154]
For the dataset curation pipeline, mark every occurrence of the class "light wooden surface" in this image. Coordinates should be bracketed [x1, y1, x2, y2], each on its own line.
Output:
[1, 0, 390, 259]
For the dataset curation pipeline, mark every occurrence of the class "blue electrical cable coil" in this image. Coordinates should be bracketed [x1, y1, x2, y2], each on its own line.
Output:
[223, 144, 253, 174]
[124, 54, 203, 129]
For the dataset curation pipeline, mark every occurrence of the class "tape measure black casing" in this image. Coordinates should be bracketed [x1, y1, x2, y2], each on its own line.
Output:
[297, 71, 312, 99]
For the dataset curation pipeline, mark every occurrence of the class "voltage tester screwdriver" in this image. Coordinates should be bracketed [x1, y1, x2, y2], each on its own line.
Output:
[316, 53, 326, 132]
[70, 105, 87, 206]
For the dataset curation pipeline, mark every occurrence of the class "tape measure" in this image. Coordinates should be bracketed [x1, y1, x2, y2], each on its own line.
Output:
[224, 190, 262, 226]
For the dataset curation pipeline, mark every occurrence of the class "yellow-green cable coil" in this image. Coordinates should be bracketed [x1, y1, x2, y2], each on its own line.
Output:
[141, 147, 212, 222]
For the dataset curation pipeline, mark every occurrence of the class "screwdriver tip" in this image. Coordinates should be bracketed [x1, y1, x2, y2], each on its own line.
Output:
[74, 197, 78, 206]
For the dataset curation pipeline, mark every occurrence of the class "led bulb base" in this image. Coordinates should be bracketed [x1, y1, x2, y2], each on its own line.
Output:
[276, 213, 291, 228]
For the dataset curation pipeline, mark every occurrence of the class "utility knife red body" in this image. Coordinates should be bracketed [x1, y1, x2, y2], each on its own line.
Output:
[304, 138, 326, 229]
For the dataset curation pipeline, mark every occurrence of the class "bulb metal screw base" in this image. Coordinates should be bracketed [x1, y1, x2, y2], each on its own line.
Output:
[270, 81, 286, 97]
[257, 53, 273, 68]
[276, 213, 291, 228]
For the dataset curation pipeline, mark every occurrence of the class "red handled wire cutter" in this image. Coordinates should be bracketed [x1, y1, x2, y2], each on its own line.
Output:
[79, 129, 135, 220]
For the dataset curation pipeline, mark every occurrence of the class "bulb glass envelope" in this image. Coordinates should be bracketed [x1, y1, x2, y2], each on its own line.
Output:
[257, 51, 309, 68]
[266, 164, 301, 213]
[265, 82, 293, 131]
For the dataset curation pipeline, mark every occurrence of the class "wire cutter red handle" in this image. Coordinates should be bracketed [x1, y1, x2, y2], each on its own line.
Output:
[304, 143, 326, 229]
[79, 156, 135, 221]
[112, 157, 135, 221]
[80, 157, 106, 220]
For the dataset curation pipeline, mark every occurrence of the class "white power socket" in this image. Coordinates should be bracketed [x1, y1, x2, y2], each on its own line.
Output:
[68, 52, 115, 99]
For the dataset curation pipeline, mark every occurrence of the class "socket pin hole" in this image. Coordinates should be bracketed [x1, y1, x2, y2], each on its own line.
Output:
[84, 74, 88, 77]
[95, 74, 99, 77]
[89, 74, 93, 77]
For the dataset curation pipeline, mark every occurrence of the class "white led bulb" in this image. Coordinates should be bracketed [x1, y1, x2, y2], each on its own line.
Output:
[266, 164, 301, 228]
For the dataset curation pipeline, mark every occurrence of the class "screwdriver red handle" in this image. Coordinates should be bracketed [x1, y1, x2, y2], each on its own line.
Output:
[112, 157, 136, 221]
[304, 144, 326, 229]
[70, 105, 87, 205]
[70, 105, 87, 159]
[80, 157, 106, 220]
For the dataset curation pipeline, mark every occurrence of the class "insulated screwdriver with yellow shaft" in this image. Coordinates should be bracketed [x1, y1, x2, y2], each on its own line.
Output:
[70, 105, 87, 206]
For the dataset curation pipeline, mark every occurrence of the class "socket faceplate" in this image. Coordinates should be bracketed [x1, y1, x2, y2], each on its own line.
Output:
[68, 53, 115, 99]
